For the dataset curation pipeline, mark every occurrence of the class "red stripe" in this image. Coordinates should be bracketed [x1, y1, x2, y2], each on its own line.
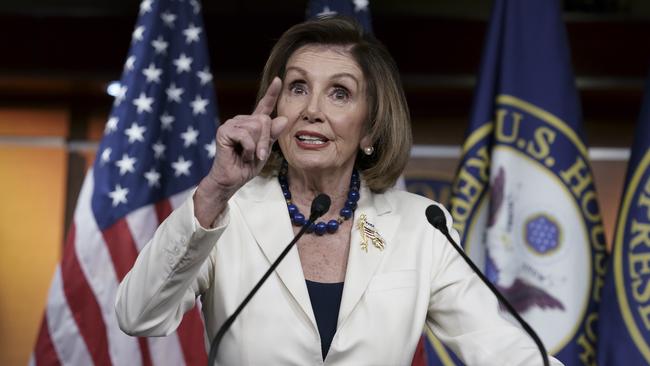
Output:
[156, 199, 207, 365]
[33, 313, 62, 366]
[102, 218, 140, 281]
[137, 338, 153, 366]
[102, 219, 153, 364]
[410, 336, 428, 366]
[155, 199, 173, 223]
[60, 224, 112, 366]
[176, 307, 208, 366]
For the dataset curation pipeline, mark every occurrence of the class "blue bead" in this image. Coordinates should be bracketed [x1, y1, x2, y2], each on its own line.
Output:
[287, 204, 298, 215]
[327, 220, 339, 233]
[278, 165, 361, 235]
[315, 222, 327, 235]
[348, 190, 360, 202]
[293, 213, 305, 226]
[340, 207, 352, 219]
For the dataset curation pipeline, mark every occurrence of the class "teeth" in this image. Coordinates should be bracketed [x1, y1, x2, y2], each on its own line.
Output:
[297, 135, 326, 144]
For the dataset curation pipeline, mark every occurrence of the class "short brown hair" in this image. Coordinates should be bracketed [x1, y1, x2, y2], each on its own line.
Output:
[258, 16, 412, 192]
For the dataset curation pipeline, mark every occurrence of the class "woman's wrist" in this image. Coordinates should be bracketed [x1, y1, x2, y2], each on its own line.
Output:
[193, 176, 236, 228]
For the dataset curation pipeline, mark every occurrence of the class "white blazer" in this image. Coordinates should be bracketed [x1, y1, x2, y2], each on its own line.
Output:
[115, 176, 563, 366]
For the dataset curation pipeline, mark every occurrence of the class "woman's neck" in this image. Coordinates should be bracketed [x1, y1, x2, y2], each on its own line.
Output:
[286, 165, 355, 220]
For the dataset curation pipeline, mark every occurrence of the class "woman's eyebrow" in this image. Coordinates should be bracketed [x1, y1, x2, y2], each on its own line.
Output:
[330, 73, 359, 88]
[286, 67, 359, 87]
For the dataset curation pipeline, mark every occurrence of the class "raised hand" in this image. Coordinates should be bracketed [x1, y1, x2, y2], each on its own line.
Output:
[194, 77, 289, 227]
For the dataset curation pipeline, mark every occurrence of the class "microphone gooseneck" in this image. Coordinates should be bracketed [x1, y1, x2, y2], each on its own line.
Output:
[207, 194, 331, 365]
[425, 205, 550, 366]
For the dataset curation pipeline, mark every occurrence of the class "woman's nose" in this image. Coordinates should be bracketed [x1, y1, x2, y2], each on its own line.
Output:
[301, 93, 324, 123]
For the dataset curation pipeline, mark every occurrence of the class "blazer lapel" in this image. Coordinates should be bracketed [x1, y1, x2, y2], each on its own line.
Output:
[337, 185, 399, 327]
[234, 177, 317, 331]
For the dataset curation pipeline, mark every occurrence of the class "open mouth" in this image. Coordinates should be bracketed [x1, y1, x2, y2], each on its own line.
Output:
[296, 135, 328, 145]
[295, 131, 329, 147]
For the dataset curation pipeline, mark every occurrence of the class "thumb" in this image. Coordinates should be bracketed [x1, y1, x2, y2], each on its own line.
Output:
[270, 116, 289, 141]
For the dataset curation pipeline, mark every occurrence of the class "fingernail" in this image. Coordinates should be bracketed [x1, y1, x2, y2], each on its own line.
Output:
[260, 149, 267, 160]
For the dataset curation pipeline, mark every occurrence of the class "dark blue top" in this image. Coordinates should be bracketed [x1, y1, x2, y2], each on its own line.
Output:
[305, 280, 344, 360]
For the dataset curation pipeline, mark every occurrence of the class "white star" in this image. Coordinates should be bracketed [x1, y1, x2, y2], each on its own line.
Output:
[197, 67, 213, 85]
[173, 53, 193, 73]
[190, 95, 209, 115]
[144, 168, 161, 187]
[353, 0, 369, 12]
[108, 184, 129, 207]
[152, 141, 166, 159]
[183, 23, 202, 44]
[181, 126, 199, 147]
[132, 92, 154, 113]
[160, 112, 175, 130]
[105, 116, 118, 134]
[139, 0, 153, 14]
[113, 85, 128, 106]
[171, 156, 193, 177]
[100, 147, 112, 164]
[151, 36, 169, 54]
[317, 6, 337, 17]
[166, 83, 184, 103]
[205, 140, 216, 158]
[190, 0, 201, 14]
[132, 26, 145, 42]
[125, 55, 136, 72]
[161, 11, 177, 28]
[124, 122, 146, 143]
[115, 154, 137, 175]
[142, 63, 162, 83]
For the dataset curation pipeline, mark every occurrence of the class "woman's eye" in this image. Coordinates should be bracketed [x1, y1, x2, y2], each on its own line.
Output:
[289, 82, 307, 95]
[331, 87, 350, 101]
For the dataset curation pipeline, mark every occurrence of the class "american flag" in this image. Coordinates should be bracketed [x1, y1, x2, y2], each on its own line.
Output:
[32, 0, 218, 364]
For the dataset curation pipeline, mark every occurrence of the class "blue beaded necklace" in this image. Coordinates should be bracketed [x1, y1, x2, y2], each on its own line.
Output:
[279, 161, 360, 235]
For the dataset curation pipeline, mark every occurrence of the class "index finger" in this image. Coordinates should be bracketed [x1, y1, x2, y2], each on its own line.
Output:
[253, 77, 282, 116]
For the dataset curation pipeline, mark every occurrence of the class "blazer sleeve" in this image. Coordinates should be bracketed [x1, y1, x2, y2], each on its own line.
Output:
[115, 193, 230, 336]
[425, 205, 564, 366]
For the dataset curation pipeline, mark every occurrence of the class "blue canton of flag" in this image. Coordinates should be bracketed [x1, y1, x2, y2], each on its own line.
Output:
[598, 71, 650, 365]
[307, 0, 372, 34]
[449, 0, 607, 365]
[93, 0, 218, 229]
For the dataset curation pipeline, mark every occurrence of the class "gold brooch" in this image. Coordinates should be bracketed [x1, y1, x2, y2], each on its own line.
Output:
[357, 214, 385, 252]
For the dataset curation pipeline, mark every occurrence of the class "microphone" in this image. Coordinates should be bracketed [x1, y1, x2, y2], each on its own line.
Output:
[311, 193, 331, 219]
[207, 193, 331, 365]
[425, 205, 550, 366]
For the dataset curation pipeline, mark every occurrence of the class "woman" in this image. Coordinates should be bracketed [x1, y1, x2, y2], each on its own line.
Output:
[116, 17, 562, 365]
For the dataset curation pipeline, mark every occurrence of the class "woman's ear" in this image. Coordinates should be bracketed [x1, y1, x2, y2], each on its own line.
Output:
[360, 135, 372, 150]
[359, 135, 374, 156]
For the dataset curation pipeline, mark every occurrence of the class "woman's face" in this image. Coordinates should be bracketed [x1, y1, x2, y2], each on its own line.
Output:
[277, 44, 370, 175]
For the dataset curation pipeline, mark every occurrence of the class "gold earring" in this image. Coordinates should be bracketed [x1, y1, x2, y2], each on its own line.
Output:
[363, 146, 374, 155]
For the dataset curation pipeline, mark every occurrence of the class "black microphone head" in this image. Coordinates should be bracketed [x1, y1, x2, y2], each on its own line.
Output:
[310, 193, 331, 219]
[425, 205, 448, 233]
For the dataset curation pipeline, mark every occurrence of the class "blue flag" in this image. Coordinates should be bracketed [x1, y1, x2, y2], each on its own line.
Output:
[306, 0, 372, 34]
[597, 72, 650, 365]
[449, 0, 607, 365]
